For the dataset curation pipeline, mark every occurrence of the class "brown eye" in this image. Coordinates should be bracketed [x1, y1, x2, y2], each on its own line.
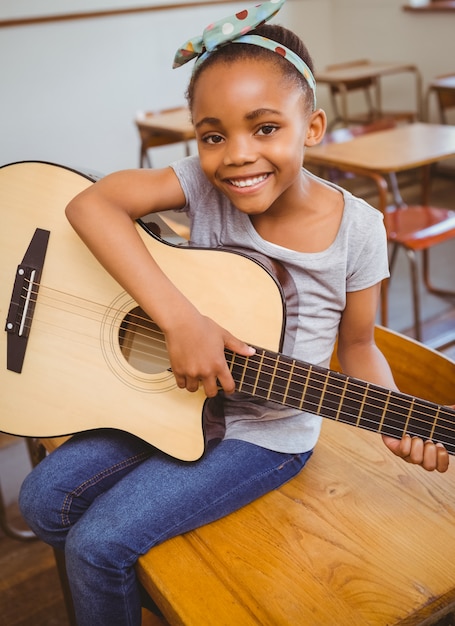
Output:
[257, 125, 278, 136]
[204, 134, 224, 145]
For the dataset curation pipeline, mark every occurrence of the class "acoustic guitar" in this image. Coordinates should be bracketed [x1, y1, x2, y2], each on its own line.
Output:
[1, 161, 454, 461]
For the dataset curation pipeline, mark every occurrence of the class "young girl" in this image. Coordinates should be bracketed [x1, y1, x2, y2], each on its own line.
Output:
[19, 1, 449, 624]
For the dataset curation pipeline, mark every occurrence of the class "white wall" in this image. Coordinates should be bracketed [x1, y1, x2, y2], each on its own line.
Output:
[1, 0, 453, 174]
[326, 0, 455, 118]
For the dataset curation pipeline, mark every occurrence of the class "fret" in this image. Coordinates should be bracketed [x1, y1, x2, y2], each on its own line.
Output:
[298, 367, 343, 418]
[357, 385, 386, 432]
[282, 360, 295, 406]
[355, 383, 369, 428]
[238, 353, 249, 391]
[266, 356, 279, 401]
[229, 352, 247, 393]
[402, 398, 415, 436]
[315, 370, 349, 420]
[232, 353, 253, 395]
[336, 377, 368, 428]
[432, 407, 455, 454]
[226, 351, 235, 374]
[377, 389, 392, 434]
[316, 373, 330, 415]
[298, 363, 312, 410]
[429, 406, 440, 441]
[334, 377, 349, 422]
[403, 397, 440, 441]
[380, 392, 414, 439]
[256, 352, 274, 399]
[252, 351, 265, 397]
[267, 356, 295, 405]
[299, 366, 325, 414]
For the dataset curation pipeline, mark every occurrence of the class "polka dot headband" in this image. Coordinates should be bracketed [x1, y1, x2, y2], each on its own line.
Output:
[173, 0, 317, 108]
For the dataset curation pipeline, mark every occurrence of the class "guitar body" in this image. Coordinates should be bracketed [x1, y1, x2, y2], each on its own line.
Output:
[0, 162, 285, 461]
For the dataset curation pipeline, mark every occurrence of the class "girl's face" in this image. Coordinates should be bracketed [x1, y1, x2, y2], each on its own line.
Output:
[191, 57, 323, 217]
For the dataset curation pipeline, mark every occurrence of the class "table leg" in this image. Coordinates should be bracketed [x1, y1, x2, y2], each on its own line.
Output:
[388, 172, 405, 207]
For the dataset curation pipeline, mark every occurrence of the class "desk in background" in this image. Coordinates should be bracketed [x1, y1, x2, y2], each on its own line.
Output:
[315, 60, 422, 128]
[306, 122, 455, 183]
[426, 74, 455, 123]
[135, 107, 195, 168]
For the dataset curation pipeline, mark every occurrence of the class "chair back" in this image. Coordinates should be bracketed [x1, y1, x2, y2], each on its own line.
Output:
[331, 325, 455, 405]
[429, 72, 455, 123]
[326, 59, 375, 94]
[323, 117, 397, 145]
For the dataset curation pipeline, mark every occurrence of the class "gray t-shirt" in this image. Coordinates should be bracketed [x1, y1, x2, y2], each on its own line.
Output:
[170, 156, 389, 453]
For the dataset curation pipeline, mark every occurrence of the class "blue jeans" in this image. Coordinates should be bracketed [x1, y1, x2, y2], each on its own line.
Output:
[19, 429, 312, 626]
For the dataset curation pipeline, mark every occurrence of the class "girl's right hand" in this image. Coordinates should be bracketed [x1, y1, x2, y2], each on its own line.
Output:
[164, 310, 255, 398]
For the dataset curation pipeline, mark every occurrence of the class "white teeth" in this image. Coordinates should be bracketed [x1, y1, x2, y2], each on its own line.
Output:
[230, 174, 267, 188]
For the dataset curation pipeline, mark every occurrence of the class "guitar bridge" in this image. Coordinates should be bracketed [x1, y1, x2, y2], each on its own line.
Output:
[5, 228, 50, 373]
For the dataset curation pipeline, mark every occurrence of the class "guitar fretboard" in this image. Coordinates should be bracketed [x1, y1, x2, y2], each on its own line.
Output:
[225, 348, 455, 455]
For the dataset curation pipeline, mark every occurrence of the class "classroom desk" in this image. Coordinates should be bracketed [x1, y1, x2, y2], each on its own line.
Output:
[306, 122, 455, 206]
[135, 108, 195, 167]
[137, 108, 194, 140]
[315, 60, 422, 127]
[426, 75, 455, 123]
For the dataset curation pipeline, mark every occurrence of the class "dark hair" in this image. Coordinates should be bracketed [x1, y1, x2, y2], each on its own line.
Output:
[185, 23, 315, 112]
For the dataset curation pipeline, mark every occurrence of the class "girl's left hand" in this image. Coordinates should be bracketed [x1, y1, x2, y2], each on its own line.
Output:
[382, 433, 450, 473]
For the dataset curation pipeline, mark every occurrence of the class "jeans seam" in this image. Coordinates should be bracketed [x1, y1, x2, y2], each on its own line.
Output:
[60, 451, 150, 527]
[147, 451, 305, 553]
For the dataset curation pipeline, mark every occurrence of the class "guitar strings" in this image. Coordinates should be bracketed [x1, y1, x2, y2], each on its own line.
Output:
[229, 350, 455, 444]
[24, 279, 454, 413]
[23, 280, 455, 433]
[20, 280, 455, 443]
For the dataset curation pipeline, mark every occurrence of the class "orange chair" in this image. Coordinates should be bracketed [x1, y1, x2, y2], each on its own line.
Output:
[320, 119, 455, 342]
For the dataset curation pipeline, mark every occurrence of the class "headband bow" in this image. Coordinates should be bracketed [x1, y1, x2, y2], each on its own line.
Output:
[173, 0, 317, 107]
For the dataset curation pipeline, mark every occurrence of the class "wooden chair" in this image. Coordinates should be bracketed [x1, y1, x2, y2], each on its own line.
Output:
[325, 60, 418, 130]
[37, 326, 455, 625]
[137, 325, 455, 625]
[135, 107, 193, 168]
[426, 72, 455, 124]
[320, 119, 455, 342]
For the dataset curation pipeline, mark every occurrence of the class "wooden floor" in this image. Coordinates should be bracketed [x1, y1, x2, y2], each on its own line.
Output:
[1, 171, 454, 626]
[0, 507, 70, 626]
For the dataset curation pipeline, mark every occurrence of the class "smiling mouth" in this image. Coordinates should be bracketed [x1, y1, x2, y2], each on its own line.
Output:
[228, 174, 269, 188]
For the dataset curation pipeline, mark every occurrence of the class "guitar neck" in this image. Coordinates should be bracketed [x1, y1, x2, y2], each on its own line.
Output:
[225, 348, 455, 456]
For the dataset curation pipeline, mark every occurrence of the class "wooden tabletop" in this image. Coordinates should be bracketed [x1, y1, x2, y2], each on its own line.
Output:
[315, 60, 418, 84]
[138, 420, 455, 626]
[135, 108, 194, 140]
[429, 75, 455, 91]
[306, 122, 455, 173]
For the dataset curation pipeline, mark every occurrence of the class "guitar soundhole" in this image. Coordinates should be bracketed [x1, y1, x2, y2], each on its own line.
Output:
[119, 306, 171, 375]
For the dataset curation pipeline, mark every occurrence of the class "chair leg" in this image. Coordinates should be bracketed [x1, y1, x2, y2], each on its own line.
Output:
[140, 146, 152, 169]
[0, 437, 46, 542]
[53, 549, 78, 626]
[388, 242, 399, 276]
[422, 248, 455, 298]
[380, 278, 389, 327]
[0, 481, 36, 541]
[406, 249, 422, 342]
